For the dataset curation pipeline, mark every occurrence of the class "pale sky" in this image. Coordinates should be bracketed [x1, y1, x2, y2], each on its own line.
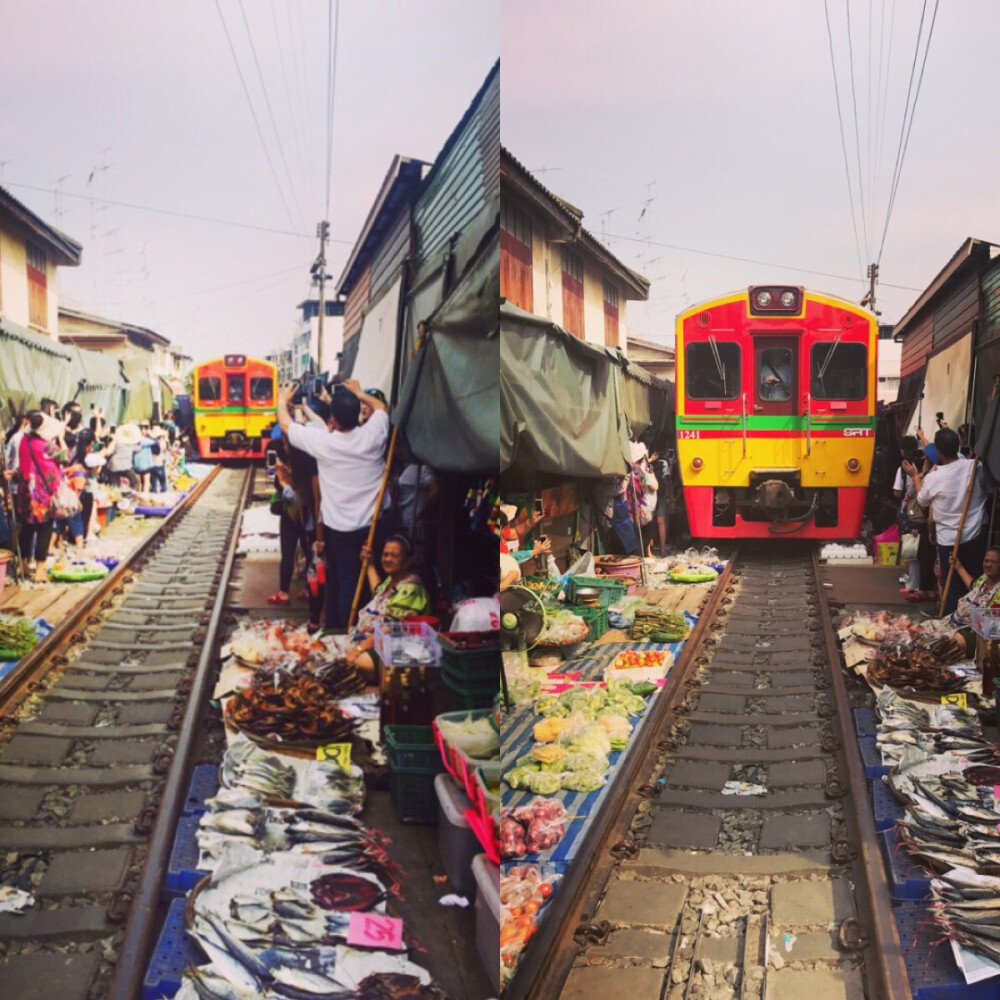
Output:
[501, 1, 1000, 343]
[1, 0, 498, 363]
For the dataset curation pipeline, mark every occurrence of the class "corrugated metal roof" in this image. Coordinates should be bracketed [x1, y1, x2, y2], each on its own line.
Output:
[501, 147, 649, 299]
[893, 237, 1000, 339]
[0, 185, 82, 266]
[335, 155, 429, 297]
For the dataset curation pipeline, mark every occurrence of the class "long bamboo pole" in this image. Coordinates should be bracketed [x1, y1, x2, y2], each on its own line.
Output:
[347, 424, 399, 629]
[938, 455, 981, 619]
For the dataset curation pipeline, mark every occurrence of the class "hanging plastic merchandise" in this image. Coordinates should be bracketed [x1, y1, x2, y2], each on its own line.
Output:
[466, 476, 500, 536]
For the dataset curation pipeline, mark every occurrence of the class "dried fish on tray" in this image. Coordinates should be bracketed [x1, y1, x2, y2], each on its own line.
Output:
[227, 662, 363, 747]
[868, 650, 967, 695]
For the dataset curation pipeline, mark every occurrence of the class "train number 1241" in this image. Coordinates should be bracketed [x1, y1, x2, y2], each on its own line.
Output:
[678, 430, 701, 440]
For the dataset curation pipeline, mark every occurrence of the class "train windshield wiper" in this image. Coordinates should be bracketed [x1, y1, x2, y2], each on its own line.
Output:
[708, 337, 727, 396]
[816, 335, 841, 392]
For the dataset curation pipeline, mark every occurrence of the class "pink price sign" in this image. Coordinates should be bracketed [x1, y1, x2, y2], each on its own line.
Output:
[347, 912, 405, 951]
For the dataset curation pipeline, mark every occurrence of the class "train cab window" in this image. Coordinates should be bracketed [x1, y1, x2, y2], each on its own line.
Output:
[685, 341, 741, 399]
[198, 376, 222, 402]
[227, 374, 246, 404]
[810, 342, 867, 400]
[249, 376, 273, 402]
[758, 347, 793, 402]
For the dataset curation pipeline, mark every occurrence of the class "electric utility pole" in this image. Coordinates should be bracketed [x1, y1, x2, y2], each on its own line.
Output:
[312, 221, 330, 373]
[861, 262, 880, 315]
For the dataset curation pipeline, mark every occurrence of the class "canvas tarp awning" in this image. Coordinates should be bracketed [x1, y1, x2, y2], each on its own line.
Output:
[906, 333, 973, 435]
[349, 274, 402, 398]
[500, 303, 633, 478]
[0, 316, 75, 419]
[395, 229, 499, 474]
[62, 341, 131, 424]
[121, 356, 155, 423]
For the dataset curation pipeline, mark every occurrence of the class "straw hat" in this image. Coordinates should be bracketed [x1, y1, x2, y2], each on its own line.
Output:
[116, 423, 142, 446]
[500, 503, 518, 523]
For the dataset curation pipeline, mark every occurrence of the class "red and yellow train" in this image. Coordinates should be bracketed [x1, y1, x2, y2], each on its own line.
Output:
[191, 355, 277, 460]
[675, 286, 877, 539]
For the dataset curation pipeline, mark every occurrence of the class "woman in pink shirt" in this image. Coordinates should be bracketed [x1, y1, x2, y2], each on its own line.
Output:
[16, 412, 67, 583]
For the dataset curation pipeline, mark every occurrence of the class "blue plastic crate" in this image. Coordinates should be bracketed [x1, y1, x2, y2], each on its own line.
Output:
[895, 901, 1000, 1000]
[853, 707, 877, 738]
[182, 763, 219, 816]
[880, 827, 932, 901]
[164, 814, 208, 897]
[858, 735, 891, 779]
[872, 778, 905, 832]
[142, 896, 201, 1000]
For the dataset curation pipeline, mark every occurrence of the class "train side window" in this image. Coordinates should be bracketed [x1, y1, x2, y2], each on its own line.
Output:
[227, 374, 246, 404]
[810, 343, 867, 400]
[249, 376, 273, 402]
[686, 342, 741, 399]
[198, 376, 221, 402]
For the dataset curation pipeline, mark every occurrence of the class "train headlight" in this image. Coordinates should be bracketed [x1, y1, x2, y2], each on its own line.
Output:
[755, 290, 772, 308]
[780, 291, 796, 308]
[846, 457, 861, 473]
[691, 457, 704, 471]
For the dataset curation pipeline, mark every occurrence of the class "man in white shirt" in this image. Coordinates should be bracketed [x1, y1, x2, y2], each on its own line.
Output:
[906, 428, 989, 615]
[277, 379, 388, 629]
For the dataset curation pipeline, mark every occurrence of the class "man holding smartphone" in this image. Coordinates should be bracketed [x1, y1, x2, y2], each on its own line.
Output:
[276, 379, 388, 629]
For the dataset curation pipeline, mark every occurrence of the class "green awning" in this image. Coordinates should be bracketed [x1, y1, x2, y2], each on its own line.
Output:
[395, 229, 500, 474]
[0, 316, 75, 418]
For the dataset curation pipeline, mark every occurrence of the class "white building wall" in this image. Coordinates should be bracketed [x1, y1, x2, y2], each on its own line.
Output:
[0, 230, 29, 327]
[877, 338, 901, 404]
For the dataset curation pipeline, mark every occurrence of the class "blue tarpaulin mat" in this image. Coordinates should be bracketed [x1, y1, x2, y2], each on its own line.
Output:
[500, 612, 697, 868]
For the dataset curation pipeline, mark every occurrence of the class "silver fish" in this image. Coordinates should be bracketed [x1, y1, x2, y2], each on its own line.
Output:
[186, 966, 261, 1000]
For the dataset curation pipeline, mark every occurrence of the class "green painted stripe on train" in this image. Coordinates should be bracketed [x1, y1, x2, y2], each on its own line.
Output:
[676, 415, 876, 430]
[194, 407, 276, 415]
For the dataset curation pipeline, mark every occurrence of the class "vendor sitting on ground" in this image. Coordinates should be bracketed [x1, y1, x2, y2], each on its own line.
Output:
[947, 547, 1000, 655]
[344, 534, 430, 683]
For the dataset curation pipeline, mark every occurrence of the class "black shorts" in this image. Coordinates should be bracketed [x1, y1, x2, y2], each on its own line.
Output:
[655, 485, 676, 517]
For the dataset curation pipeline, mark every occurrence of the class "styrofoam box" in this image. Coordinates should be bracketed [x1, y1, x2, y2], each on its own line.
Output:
[435, 773, 479, 898]
[472, 853, 500, 996]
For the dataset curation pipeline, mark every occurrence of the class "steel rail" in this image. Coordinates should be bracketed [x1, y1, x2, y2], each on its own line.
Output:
[108, 464, 254, 1000]
[812, 548, 912, 1000]
[504, 556, 737, 1000]
[0, 465, 222, 712]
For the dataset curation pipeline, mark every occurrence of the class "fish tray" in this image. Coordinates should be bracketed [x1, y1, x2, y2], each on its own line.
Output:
[858, 735, 891, 780]
[142, 896, 201, 1000]
[871, 778, 905, 832]
[853, 707, 878, 739]
[880, 827, 932, 901]
[894, 901, 1000, 1000]
[164, 814, 209, 898]
[181, 763, 219, 817]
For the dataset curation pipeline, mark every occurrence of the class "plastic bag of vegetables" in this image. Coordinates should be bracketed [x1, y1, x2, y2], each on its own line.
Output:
[437, 713, 500, 760]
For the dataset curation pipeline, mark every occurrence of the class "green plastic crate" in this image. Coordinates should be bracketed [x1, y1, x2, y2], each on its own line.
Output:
[384, 725, 442, 771]
[439, 633, 501, 680]
[389, 766, 439, 824]
[566, 575, 627, 604]
[567, 602, 609, 641]
[442, 673, 496, 711]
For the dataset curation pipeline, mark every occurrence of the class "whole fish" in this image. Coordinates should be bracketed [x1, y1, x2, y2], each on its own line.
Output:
[186, 966, 261, 1000]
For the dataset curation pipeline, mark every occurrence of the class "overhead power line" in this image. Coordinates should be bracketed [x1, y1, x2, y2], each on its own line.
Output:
[214, 0, 304, 244]
[823, 0, 865, 280]
[604, 230, 923, 292]
[844, 0, 870, 258]
[3, 181, 354, 243]
[324, 0, 341, 221]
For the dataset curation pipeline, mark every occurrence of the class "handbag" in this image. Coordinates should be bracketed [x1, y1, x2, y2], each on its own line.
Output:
[904, 497, 928, 526]
[900, 533, 919, 561]
[29, 441, 80, 520]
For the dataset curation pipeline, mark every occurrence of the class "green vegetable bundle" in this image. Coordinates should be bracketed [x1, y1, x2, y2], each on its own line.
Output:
[631, 608, 689, 641]
[0, 616, 38, 659]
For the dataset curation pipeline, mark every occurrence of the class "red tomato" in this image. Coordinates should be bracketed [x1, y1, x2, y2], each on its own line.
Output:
[538, 882, 553, 898]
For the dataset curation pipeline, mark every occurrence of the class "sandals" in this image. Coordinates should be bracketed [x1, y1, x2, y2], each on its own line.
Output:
[266, 592, 290, 605]
[906, 591, 936, 602]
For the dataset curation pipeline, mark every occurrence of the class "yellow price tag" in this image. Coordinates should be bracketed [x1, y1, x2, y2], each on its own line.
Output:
[316, 742, 352, 770]
[941, 693, 968, 709]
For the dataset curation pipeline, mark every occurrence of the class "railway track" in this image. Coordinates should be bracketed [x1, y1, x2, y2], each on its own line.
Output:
[509, 545, 909, 1000]
[0, 465, 251, 1000]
